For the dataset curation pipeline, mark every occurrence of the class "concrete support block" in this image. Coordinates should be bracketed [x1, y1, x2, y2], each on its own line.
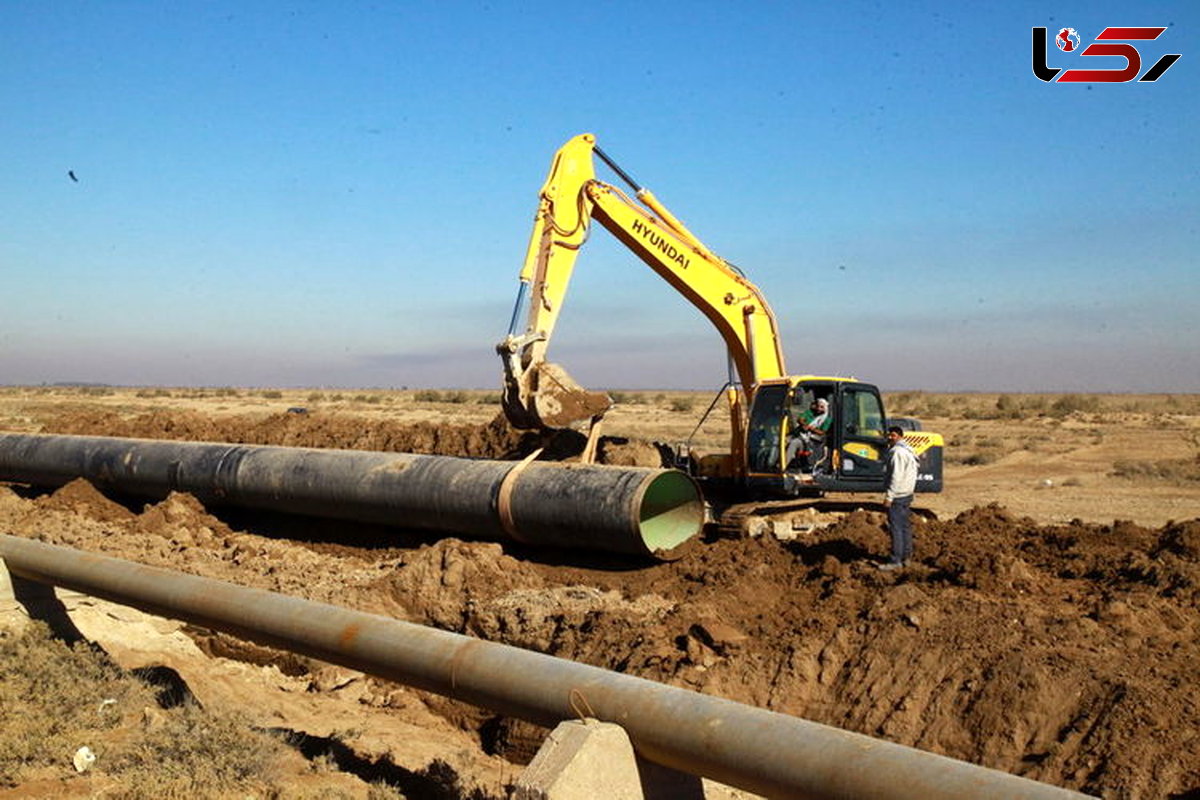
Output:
[0, 556, 84, 641]
[0, 555, 29, 630]
[514, 719, 704, 800]
[0, 556, 14, 604]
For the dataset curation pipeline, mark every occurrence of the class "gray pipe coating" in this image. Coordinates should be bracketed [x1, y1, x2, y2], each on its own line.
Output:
[0, 535, 1096, 800]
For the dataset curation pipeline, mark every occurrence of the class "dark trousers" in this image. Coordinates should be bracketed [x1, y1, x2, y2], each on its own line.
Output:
[887, 495, 914, 564]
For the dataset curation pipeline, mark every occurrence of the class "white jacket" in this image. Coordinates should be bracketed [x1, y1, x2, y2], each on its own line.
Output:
[886, 440, 919, 500]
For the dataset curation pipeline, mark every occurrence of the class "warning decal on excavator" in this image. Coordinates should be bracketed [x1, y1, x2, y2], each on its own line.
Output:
[902, 432, 944, 456]
[844, 442, 880, 461]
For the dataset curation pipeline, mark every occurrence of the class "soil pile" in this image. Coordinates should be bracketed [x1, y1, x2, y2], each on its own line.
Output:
[43, 409, 589, 462]
[4, 411, 1198, 798]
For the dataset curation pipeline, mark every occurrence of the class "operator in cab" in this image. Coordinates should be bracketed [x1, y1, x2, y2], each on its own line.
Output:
[786, 397, 831, 473]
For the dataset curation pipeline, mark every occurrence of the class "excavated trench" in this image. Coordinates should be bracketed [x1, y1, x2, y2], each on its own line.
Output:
[3, 408, 1199, 799]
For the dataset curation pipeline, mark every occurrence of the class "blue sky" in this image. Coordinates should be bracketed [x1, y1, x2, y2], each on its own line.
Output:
[2, 1, 1196, 392]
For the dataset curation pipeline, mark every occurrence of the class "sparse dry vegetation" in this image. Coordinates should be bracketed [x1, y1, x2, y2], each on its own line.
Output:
[0, 622, 146, 787]
[669, 397, 695, 413]
[608, 390, 647, 405]
[1111, 457, 1200, 484]
[413, 389, 472, 404]
[884, 391, 1200, 420]
[7, 386, 1194, 420]
[0, 621, 309, 798]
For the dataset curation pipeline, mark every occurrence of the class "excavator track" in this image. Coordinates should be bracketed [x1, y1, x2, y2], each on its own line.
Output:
[712, 496, 937, 539]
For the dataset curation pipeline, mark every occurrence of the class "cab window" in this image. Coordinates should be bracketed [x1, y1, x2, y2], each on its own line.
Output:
[841, 388, 885, 440]
[746, 383, 789, 472]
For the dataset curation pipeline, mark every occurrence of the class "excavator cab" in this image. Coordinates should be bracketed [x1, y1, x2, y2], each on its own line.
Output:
[745, 378, 942, 497]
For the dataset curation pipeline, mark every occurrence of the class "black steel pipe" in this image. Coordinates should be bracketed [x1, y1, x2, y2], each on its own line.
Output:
[0, 535, 1094, 800]
[0, 433, 702, 558]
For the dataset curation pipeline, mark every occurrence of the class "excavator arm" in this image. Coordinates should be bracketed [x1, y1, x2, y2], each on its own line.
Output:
[497, 133, 788, 467]
[497, 134, 610, 430]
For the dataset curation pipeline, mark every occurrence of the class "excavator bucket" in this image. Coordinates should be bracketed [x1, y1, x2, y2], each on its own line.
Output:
[502, 361, 612, 431]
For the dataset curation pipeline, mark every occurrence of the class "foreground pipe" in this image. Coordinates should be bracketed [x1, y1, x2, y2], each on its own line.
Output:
[0, 536, 1092, 800]
[0, 433, 701, 558]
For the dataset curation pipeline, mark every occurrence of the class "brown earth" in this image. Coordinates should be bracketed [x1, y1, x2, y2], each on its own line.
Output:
[1, 389, 1199, 799]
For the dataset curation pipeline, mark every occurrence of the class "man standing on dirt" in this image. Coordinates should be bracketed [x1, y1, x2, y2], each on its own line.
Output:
[880, 425, 919, 570]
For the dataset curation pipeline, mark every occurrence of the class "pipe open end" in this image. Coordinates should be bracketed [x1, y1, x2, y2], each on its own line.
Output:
[637, 470, 706, 559]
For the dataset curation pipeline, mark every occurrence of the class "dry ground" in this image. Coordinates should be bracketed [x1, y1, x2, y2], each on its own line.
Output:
[1, 387, 1198, 799]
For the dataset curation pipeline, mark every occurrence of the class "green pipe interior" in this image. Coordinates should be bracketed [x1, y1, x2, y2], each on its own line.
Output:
[637, 470, 706, 556]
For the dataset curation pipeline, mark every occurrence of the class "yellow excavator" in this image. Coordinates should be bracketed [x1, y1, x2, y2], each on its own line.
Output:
[497, 133, 942, 504]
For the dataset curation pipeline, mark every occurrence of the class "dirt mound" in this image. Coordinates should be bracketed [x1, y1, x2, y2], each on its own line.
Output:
[352, 512, 1199, 797]
[43, 409, 560, 461]
[597, 437, 668, 467]
[34, 477, 137, 524]
[7, 409, 1200, 798]
[42, 408, 662, 467]
[132, 491, 238, 546]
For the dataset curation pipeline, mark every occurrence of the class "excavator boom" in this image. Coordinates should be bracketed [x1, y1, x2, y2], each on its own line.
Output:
[498, 133, 786, 452]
